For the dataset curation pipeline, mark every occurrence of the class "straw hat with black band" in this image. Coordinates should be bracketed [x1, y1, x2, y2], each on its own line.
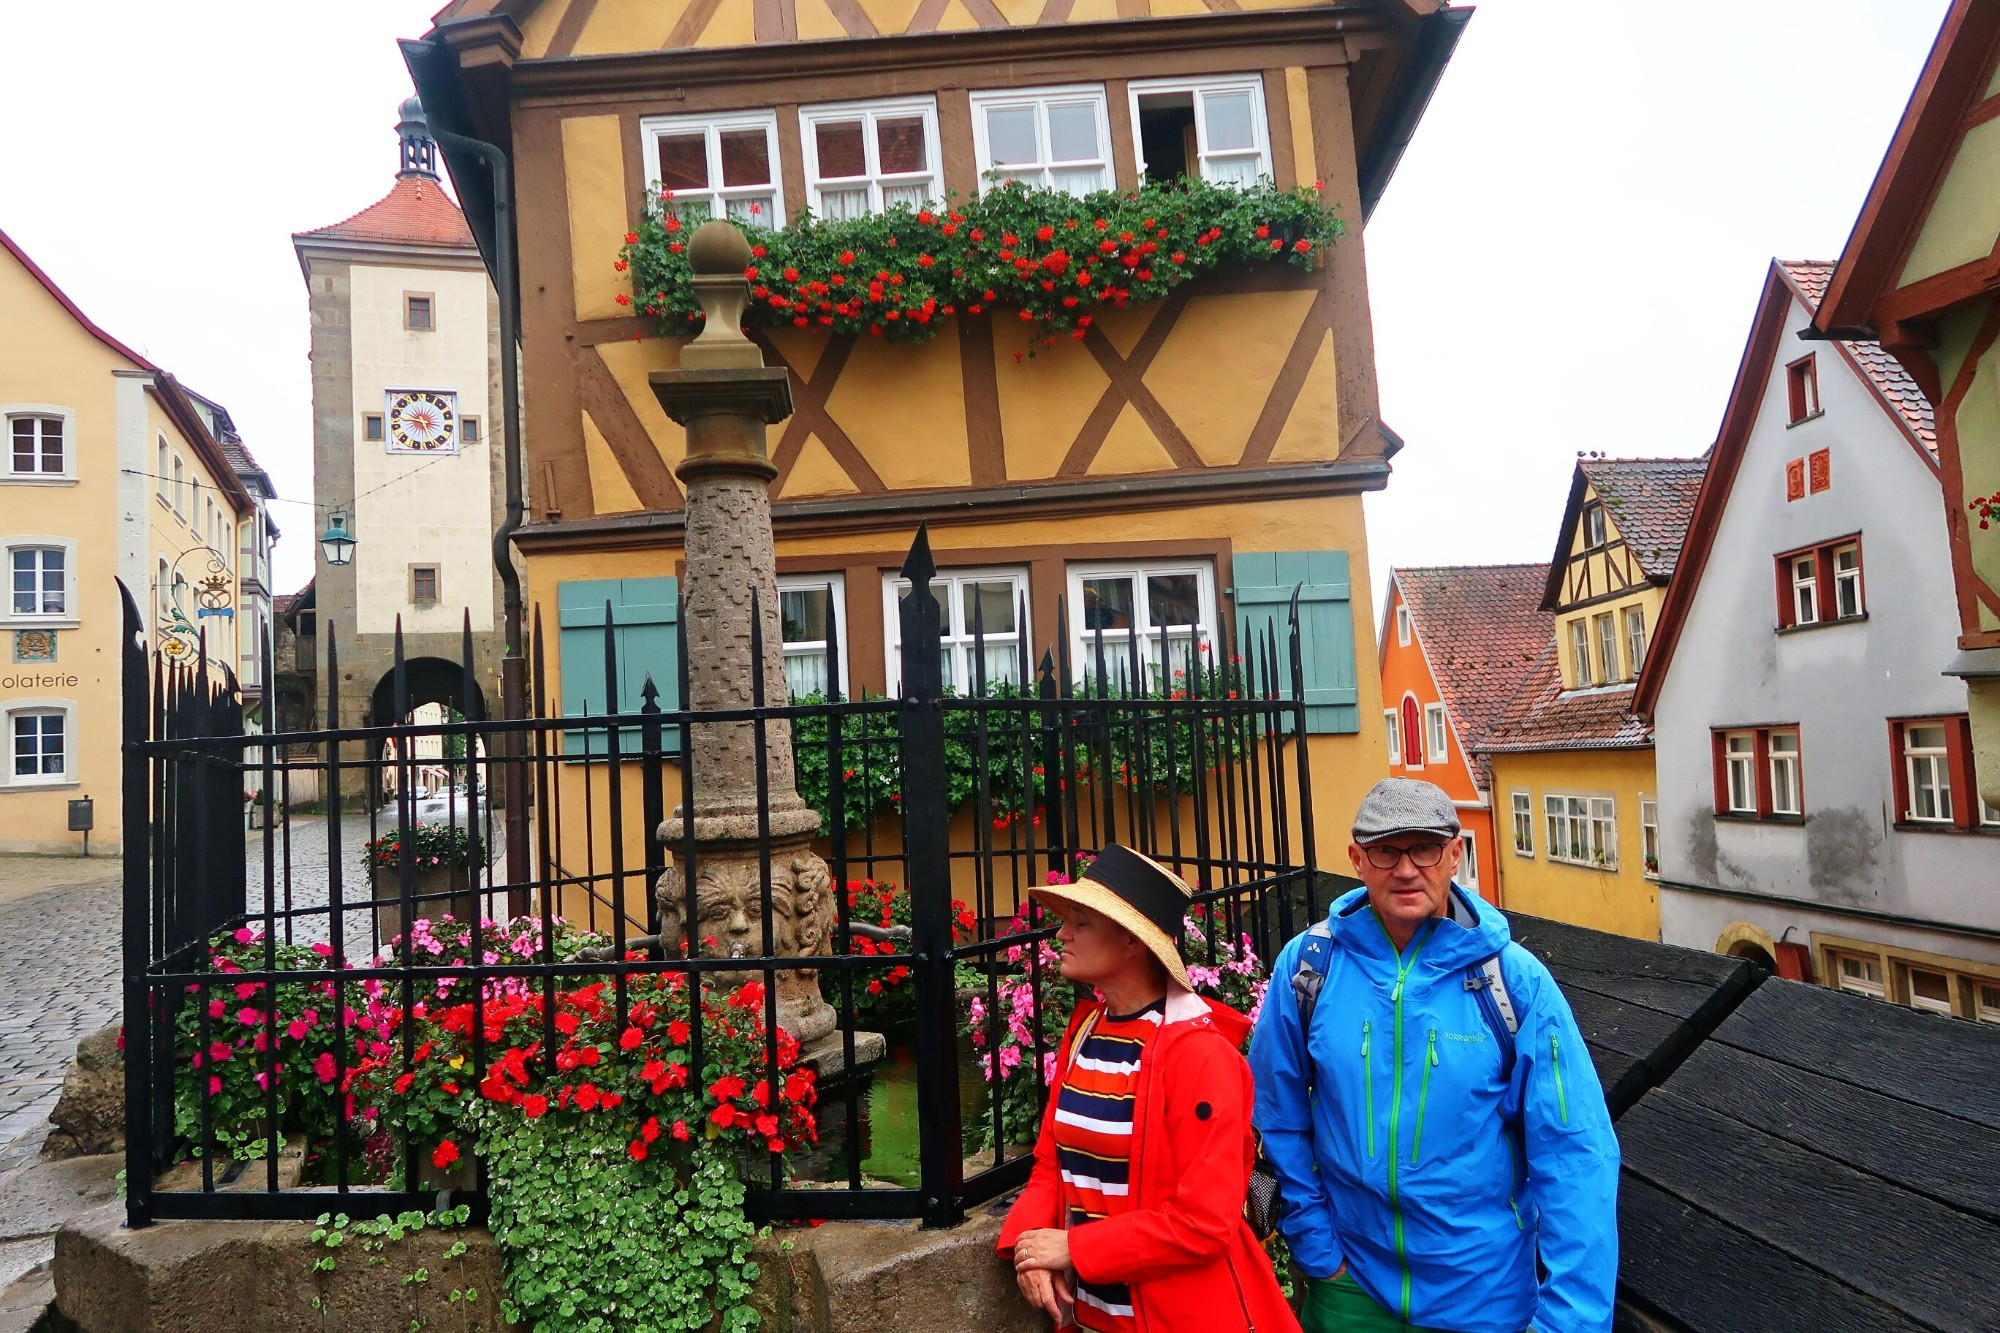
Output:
[1030, 844, 1194, 992]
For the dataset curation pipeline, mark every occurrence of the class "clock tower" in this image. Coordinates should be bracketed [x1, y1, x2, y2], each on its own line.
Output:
[292, 100, 509, 795]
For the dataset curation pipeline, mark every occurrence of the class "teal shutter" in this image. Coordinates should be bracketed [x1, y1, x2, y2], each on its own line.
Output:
[557, 577, 681, 756]
[1231, 551, 1358, 734]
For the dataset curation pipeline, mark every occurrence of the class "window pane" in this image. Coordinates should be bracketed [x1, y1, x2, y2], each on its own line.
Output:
[961, 581, 1017, 637]
[656, 133, 709, 191]
[882, 182, 931, 211]
[1204, 154, 1260, 187]
[780, 588, 830, 644]
[719, 128, 772, 187]
[1051, 166, 1107, 194]
[985, 106, 1039, 165]
[814, 118, 868, 179]
[725, 195, 775, 223]
[1201, 91, 1255, 152]
[876, 116, 928, 175]
[1146, 573, 1200, 630]
[1081, 577, 1134, 631]
[818, 187, 870, 221]
[1046, 102, 1100, 162]
[11, 420, 32, 472]
[1907, 725, 1947, 751]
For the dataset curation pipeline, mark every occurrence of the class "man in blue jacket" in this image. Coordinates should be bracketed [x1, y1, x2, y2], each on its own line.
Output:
[1250, 779, 1619, 1333]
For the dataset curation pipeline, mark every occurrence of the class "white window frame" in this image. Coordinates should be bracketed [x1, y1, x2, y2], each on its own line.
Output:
[969, 84, 1113, 197]
[1545, 791, 1617, 869]
[1723, 731, 1758, 814]
[156, 556, 171, 619]
[1833, 951, 1885, 1001]
[156, 434, 170, 503]
[1568, 618, 1592, 687]
[1511, 790, 1534, 856]
[1126, 75, 1272, 187]
[1384, 710, 1401, 765]
[1395, 603, 1412, 647]
[4, 538, 78, 627]
[1457, 830, 1479, 890]
[2, 698, 77, 789]
[1902, 723, 1954, 823]
[776, 573, 849, 701]
[3, 406, 75, 483]
[1623, 605, 1648, 677]
[885, 566, 1031, 696]
[1594, 612, 1621, 683]
[1905, 965, 1955, 1016]
[172, 454, 187, 518]
[1640, 797, 1659, 878]
[1425, 703, 1449, 765]
[640, 109, 786, 227]
[1832, 543, 1863, 619]
[1976, 981, 2000, 1025]
[1768, 730, 1802, 816]
[1791, 554, 1819, 626]
[1066, 559, 1216, 689]
[800, 97, 943, 220]
[1583, 503, 1607, 548]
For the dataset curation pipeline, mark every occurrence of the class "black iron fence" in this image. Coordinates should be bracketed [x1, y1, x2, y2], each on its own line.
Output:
[120, 530, 1329, 1229]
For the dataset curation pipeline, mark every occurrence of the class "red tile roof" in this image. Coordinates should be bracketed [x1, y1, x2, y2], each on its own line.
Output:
[1478, 644, 1654, 753]
[294, 176, 474, 250]
[1394, 563, 1552, 787]
[1778, 260, 1937, 457]
[1578, 457, 1708, 581]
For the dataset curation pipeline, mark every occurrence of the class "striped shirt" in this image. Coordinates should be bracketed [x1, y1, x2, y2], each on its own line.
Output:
[1054, 1000, 1164, 1333]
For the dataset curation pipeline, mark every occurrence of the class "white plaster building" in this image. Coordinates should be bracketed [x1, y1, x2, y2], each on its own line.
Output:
[1639, 260, 2000, 1023]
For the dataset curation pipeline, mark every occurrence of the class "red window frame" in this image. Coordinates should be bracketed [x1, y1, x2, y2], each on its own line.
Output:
[1888, 715, 1978, 831]
[1711, 725, 1803, 821]
[1400, 696, 1423, 769]
[1786, 354, 1819, 424]
[1774, 534, 1864, 629]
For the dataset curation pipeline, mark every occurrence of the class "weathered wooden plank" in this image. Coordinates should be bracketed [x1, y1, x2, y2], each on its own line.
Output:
[1710, 981, 2000, 1132]
[1616, 1175, 1934, 1333]
[1661, 1040, 2000, 1225]
[1510, 914, 1749, 996]
[1619, 1092, 2000, 1330]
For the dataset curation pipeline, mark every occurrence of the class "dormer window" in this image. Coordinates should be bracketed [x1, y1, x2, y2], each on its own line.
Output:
[802, 98, 941, 220]
[970, 86, 1111, 196]
[1582, 501, 1607, 549]
[642, 111, 784, 226]
[1129, 77, 1271, 186]
[1786, 354, 1820, 424]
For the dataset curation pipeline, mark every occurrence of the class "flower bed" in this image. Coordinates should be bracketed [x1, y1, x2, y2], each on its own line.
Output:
[831, 878, 976, 1028]
[620, 177, 1343, 349]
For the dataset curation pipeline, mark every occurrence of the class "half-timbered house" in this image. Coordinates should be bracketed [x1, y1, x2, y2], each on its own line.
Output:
[403, 0, 1468, 901]
[1477, 456, 1706, 940]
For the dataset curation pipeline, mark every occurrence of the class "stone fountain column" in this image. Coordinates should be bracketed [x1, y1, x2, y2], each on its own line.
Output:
[650, 221, 837, 1048]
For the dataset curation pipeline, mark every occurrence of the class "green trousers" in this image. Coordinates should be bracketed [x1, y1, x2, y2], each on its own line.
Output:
[1299, 1275, 1448, 1333]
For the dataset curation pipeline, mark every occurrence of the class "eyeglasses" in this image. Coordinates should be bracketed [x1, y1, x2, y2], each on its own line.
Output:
[1362, 842, 1449, 870]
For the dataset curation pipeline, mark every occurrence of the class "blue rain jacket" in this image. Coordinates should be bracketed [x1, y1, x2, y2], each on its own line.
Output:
[1249, 886, 1619, 1333]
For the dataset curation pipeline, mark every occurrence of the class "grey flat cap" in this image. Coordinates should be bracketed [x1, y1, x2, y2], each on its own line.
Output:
[1352, 778, 1461, 843]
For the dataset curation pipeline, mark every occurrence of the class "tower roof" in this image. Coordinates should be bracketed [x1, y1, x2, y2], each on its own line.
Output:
[293, 175, 475, 251]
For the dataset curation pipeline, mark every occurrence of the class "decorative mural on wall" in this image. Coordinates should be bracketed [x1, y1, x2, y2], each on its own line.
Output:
[157, 546, 235, 664]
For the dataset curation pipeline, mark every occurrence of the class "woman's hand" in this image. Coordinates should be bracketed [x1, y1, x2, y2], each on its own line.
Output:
[1015, 1266, 1073, 1323]
[1012, 1227, 1074, 1274]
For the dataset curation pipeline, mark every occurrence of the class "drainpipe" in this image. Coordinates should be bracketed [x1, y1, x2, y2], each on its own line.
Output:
[427, 120, 531, 910]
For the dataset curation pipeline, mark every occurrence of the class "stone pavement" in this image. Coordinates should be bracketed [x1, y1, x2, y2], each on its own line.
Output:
[0, 858, 120, 1178]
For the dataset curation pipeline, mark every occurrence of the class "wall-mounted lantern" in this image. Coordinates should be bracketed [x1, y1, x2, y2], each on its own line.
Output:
[319, 511, 356, 567]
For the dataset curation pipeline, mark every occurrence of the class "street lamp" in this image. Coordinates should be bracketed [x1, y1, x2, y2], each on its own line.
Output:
[319, 511, 356, 567]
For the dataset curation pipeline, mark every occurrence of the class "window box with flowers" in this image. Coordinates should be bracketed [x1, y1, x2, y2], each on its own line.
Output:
[618, 175, 1343, 352]
[363, 823, 482, 945]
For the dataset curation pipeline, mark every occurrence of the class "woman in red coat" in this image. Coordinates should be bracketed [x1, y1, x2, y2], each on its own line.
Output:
[998, 845, 1299, 1333]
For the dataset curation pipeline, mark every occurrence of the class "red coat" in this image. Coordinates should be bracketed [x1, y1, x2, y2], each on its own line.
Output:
[998, 990, 1301, 1333]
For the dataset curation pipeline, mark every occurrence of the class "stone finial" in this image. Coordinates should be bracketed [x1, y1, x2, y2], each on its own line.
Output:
[681, 219, 765, 370]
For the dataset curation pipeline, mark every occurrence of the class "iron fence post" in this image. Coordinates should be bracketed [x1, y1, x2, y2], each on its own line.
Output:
[897, 527, 964, 1227]
[118, 584, 154, 1228]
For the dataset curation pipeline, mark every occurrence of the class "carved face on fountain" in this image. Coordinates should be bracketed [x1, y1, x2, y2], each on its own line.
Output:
[657, 852, 834, 971]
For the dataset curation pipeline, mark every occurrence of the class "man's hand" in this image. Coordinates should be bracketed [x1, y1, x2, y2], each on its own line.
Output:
[1012, 1227, 1074, 1275]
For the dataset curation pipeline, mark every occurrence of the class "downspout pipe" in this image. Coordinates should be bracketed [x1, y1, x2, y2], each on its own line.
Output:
[426, 119, 532, 908]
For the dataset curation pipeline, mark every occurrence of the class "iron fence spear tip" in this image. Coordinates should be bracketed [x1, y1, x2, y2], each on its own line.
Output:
[899, 524, 936, 584]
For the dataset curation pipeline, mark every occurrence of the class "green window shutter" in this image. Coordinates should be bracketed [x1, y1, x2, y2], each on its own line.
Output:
[1231, 551, 1358, 734]
[556, 577, 681, 756]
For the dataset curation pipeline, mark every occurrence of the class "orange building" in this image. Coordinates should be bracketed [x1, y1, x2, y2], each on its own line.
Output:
[1379, 565, 1550, 904]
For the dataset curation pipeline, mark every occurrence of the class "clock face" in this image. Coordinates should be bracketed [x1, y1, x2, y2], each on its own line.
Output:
[386, 389, 458, 454]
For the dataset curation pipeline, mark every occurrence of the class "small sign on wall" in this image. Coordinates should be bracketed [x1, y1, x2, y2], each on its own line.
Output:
[12, 630, 56, 664]
[1808, 447, 1831, 494]
[1785, 458, 1806, 502]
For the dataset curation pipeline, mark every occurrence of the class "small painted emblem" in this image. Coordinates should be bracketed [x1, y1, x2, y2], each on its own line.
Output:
[12, 630, 56, 664]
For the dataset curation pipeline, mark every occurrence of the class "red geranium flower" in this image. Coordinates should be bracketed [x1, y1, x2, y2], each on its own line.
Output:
[432, 1140, 460, 1169]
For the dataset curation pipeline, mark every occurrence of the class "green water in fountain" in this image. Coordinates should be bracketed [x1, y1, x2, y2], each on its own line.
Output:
[805, 1038, 992, 1188]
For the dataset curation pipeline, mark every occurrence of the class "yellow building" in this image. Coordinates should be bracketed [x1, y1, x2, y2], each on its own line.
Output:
[0, 228, 274, 854]
[1479, 457, 1706, 939]
[405, 0, 1469, 915]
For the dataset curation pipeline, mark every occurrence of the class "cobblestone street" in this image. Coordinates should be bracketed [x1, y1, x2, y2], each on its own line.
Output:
[0, 859, 121, 1177]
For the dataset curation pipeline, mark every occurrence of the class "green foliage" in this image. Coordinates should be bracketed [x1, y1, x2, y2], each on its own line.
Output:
[480, 1114, 764, 1333]
[620, 176, 1343, 349]
[789, 695, 904, 834]
[306, 1205, 482, 1327]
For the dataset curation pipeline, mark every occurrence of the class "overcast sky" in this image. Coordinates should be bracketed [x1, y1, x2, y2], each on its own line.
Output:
[0, 1, 1950, 599]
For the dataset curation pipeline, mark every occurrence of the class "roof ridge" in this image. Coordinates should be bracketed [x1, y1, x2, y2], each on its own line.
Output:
[1395, 561, 1550, 574]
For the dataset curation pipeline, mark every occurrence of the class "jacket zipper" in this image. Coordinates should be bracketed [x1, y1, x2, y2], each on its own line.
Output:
[1360, 1021, 1375, 1158]
[1550, 1034, 1570, 1125]
[1385, 920, 1435, 1324]
[1409, 1029, 1438, 1165]
[1223, 1252, 1257, 1333]
[1509, 1195, 1526, 1231]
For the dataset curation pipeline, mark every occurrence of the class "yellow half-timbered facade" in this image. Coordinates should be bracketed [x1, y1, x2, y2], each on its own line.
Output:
[405, 0, 1468, 910]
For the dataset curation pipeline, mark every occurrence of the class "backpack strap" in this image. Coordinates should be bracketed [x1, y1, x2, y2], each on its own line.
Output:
[1464, 949, 1521, 1081]
[1291, 920, 1336, 1035]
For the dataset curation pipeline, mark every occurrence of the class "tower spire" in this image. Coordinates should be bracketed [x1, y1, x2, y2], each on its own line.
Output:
[396, 96, 438, 182]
